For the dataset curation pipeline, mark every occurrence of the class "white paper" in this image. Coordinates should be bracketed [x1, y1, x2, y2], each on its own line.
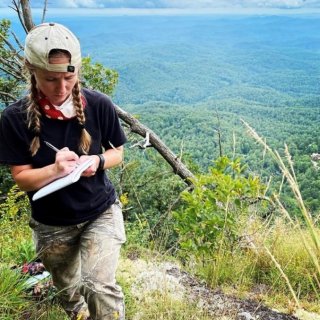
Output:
[32, 158, 95, 201]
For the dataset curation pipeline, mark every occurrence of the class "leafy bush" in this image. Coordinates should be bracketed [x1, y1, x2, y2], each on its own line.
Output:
[173, 156, 267, 258]
[81, 56, 118, 95]
[0, 185, 33, 264]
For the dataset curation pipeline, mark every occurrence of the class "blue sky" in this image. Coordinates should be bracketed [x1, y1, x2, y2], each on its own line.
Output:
[1, 0, 320, 9]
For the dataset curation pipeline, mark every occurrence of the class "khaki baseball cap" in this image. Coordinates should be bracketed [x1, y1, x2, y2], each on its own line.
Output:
[25, 22, 81, 73]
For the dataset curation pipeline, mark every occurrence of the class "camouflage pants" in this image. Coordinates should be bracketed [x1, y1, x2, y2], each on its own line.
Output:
[29, 201, 126, 320]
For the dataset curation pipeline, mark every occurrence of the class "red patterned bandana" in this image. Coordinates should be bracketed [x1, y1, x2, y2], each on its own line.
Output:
[37, 93, 86, 120]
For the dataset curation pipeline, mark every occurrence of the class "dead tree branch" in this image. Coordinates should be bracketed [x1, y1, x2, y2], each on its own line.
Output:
[11, 30, 25, 51]
[115, 105, 195, 186]
[41, 0, 48, 23]
[0, 65, 22, 80]
[0, 32, 16, 51]
[10, 1, 28, 34]
[0, 91, 17, 101]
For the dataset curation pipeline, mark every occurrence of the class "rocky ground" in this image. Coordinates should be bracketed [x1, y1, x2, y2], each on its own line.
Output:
[119, 256, 320, 320]
[166, 266, 298, 320]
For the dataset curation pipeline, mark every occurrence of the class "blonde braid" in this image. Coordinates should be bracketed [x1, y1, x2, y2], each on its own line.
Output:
[27, 74, 42, 156]
[73, 80, 91, 154]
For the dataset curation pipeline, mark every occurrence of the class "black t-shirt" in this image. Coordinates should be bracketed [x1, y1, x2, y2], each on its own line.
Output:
[0, 88, 127, 226]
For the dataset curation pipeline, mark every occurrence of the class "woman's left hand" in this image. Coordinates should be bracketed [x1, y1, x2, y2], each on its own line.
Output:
[79, 155, 100, 177]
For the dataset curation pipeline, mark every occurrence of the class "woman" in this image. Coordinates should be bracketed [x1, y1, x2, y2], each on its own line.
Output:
[0, 23, 126, 320]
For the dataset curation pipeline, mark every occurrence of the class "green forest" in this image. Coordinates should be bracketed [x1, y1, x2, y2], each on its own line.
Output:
[123, 96, 320, 214]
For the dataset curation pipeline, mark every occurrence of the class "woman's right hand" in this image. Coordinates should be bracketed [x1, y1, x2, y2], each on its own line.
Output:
[10, 148, 80, 192]
[54, 147, 80, 178]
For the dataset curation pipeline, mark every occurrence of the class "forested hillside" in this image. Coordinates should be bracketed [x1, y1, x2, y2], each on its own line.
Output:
[1, 10, 319, 212]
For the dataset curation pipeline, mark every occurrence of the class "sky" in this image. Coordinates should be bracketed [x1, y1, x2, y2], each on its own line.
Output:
[1, 0, 320, 9]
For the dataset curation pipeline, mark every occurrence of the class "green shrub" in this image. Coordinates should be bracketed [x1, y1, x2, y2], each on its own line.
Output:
[0, 185, 33, 264]
[173, 156, 266, 259]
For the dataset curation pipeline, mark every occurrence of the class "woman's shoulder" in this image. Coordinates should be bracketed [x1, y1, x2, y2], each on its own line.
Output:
[1, 97, 28, 119]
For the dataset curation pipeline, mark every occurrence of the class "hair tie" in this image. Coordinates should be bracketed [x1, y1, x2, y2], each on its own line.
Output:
[78, 123, 85, 130]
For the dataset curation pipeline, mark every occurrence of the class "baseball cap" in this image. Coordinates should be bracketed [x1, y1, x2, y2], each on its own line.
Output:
[25, 22, 81, 73]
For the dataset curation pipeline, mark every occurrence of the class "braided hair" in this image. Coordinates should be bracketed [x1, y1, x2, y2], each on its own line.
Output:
[26, 49, 91, 156]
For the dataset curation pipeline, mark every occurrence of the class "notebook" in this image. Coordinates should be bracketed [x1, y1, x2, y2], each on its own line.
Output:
[32, 158, 95, 201]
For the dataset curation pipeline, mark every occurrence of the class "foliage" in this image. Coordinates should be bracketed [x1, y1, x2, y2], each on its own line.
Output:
[0, 165, 14, 196]
[109, 149, 186, 249]
[81, 56, 119, 96]
[126, 292, 212, 320]
[242, 121, 320, 307]
[0, 19, 25, 108]
[173, 156, 267, 258]
[0, 185, 33, 264]
[0, 263, 68, 319]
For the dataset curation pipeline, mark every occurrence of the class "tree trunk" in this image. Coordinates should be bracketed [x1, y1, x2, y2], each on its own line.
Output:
[20, 0, 34, 32]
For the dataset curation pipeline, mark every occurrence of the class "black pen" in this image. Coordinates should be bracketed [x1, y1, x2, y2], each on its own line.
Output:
[44, 141, 60, 152]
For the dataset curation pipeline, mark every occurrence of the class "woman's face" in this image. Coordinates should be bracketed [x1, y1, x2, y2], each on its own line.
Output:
[33, 55, 78, 106]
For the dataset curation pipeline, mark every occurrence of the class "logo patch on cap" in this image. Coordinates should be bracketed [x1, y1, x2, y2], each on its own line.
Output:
[67, 65, 75, 72]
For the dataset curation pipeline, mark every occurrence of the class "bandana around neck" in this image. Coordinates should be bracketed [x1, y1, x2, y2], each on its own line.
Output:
[37, 93, 86, 120]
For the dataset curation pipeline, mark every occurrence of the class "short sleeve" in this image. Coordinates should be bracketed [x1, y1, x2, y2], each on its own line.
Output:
[101, 99, 127, 150]
[0, 103, 33, 165]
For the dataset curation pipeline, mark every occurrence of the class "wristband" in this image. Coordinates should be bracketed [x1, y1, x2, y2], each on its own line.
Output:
[97, 154, 105, 171]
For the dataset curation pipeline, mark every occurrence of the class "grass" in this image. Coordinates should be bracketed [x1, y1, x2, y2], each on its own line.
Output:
[241, 120, 320, 311]
[0, 266, 31, 319]
[126, 292, 212, 320]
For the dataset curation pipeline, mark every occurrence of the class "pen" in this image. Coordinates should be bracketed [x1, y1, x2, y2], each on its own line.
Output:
[44, 141, 60, 152]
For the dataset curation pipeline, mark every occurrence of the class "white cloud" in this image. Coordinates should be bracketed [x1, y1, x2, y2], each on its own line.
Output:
[48, 0, 100, 8]
[1, 0, 320, 9]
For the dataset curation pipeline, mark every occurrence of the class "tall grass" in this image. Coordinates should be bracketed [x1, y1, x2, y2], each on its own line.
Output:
[241, 119, 320, 309]
[0, 267, 31, 319]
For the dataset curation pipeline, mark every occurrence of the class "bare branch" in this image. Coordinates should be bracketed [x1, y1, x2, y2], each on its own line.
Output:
[0, 32, 16, 51]
[115, 104, 195, 186]
[130, 131, 152, 149]
[0, 52, 23, 69]
[0, 63, 23, 80]
[0, 91, 17, 101]
[10, 1, 28, 34]
[0, 58, 23, 79]
[11, 30, 25, 51]
[41, 0, 48, 23]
